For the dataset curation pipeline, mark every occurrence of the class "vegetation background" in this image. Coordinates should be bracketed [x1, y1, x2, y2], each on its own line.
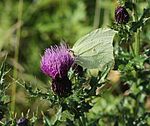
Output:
[0, 0, 149, 125]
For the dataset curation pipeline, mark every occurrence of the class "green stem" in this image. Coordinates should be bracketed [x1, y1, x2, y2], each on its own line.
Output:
[78, 116, 84, 126]
[131, 0, 139, 80]
[134, 30, 140, 55]
[132, 0, 140, 56]
[93, 0, 100, 29]
[11, 0, 23, 114]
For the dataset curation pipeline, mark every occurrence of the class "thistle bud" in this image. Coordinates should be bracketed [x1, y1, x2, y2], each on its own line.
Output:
[115, 6, 129, 24]
[17, 117, 29, 126]
[52, 76, 72, 96]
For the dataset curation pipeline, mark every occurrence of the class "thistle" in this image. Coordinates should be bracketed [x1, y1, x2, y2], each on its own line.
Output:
[52, 76, 72, 96]
[40, 44, 74, 96]
[41, 44, 74, 79]
[17, 117, 29, 126]
[115, 6, 129, 24]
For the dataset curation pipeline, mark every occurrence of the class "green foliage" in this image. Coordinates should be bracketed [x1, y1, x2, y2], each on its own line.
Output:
[130, 8, 150, 32]
[0, 0, 150, 126]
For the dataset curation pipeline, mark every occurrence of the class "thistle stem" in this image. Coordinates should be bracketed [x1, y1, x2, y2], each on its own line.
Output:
[132, 0, 140, 56]
[134, 30, 140, 55]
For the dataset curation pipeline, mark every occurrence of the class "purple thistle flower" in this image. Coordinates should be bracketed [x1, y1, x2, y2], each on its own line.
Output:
[40, 44, 75, 79]
[115, 6, 129, 24]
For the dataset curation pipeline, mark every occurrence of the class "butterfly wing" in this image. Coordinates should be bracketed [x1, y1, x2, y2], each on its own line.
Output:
[72, 28, 117, 69]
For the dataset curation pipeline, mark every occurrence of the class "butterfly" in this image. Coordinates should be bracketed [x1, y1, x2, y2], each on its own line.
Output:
[71, 28, 117, 70]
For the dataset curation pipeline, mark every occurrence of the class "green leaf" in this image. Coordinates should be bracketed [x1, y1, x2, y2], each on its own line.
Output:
[52, 106, 62, 125]
[72, 28, 117, 70]
[130, 8, 150, 32]
[43, 115, 52, 126]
